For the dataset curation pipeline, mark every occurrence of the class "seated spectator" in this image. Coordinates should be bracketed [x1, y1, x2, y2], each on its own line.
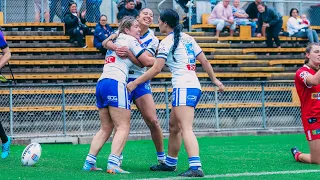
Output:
[94, 15, 113, 53]
[117, 0, 139, 21]
[208, 0, 236, 37]
[232, 0, 256, 37]
[301, 14, 310, 26]
[34, 0, 49, 22]
[117, 0, 142, 11]
[64, 2, 90, 48]
[256, 3, 282, 54]
[287, 8, 319, 43]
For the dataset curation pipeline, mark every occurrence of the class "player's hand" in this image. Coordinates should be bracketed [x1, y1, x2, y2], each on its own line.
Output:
[127, 81, 138, 93]
[213, 79, 224, 92]
[115, 46, 129, 58]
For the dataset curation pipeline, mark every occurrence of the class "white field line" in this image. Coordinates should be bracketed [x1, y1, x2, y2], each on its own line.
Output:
[136, 169, 320, 180]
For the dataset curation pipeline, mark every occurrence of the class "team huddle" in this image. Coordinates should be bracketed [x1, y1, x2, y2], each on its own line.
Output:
[82, 8, 223, 177]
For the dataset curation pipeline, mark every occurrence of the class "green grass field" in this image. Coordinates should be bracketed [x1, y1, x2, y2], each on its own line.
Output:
[1, 134, 320, 180]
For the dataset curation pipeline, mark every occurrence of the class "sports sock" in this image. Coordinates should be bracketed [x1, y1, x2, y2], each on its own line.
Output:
[85, 154, 97, 166]
[189, 156, 201, 170]
[165, 155, 178, 167]
[0, 122, 8, 143]
[294, 152, 302, 162]
[157, 152, 165, 162]
[108, 154, 120, 166]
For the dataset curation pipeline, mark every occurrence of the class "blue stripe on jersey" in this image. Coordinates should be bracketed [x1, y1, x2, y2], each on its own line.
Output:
[195, 50, 203, 57]
[135, 49, 145, 58]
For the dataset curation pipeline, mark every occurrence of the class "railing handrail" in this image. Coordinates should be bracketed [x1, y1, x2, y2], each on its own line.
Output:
[0, 80, 295, 88]
[158, 0, 167, 13]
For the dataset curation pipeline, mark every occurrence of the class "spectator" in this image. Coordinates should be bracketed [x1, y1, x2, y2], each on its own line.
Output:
[117, 0, 139, 21]
[49, 0, 70, 22]
[64, 2, 90, 48]
[245, 0, 266, 36]
[301, 14, 310, 26]
[117, 0, 142, 11]
[256, 3, 282, 54]
[232, 0, 256, 37]
[94, 15, 113, 53]
[287, 8, 319, 43]
[245, 0, 261, 21]
[86, 0, 103, 23]
[34, 0, 49, 22]
[208, 0, 236, 37]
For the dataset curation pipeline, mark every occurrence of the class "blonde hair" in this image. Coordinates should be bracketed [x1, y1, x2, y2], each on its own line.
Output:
[118, 16, 138, 34]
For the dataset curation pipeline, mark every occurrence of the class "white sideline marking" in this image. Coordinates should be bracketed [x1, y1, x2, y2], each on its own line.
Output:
[136, 169, 320, 180]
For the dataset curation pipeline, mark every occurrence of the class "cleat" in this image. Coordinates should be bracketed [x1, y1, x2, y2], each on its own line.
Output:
[1, 136, 11, 159]
[107, 164, 130, 174]
[119, 155, 123, 166]
[150, 162, 176, 171]
[178, 168, 204, 177]
[291, 147, 300, 159]
[83, 162, 102, 171]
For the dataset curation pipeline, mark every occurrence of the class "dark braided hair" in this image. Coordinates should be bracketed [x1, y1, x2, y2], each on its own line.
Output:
[160, 9, 182, 62]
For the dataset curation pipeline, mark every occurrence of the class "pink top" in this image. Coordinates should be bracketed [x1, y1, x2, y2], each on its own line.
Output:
[208, 2, 234, 22]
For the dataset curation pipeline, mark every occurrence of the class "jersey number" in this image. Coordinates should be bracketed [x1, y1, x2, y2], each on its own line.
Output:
[187, 64, 196, 71]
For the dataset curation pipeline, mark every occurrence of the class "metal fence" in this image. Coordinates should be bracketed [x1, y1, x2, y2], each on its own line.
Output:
[0, 81, 302, 138]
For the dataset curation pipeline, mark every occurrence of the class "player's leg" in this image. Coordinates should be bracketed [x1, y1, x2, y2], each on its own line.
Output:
[150, 109, 181, 171]
[174, 88, 203, 177]
[83, 108, 113, 170]
[134, 92, 165, 163]
[292, 139, 320, 164]
[106, 81, 131, 174]
[83, 79, 114, 171]
[0, 122, 11, 159]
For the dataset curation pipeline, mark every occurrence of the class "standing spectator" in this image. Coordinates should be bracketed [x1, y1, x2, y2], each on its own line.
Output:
[86, 0, 103, 23]
[50, 0, 70, 22]
[208, 0, 236, 37]
[64, 2, 90, 48]
[232, 0, 256, 37]
[117, 0, 142, 11]
[34, 0, 50, 22]
[117, 0, 139, 21]
[287, 8, 319, 43]
[256, 3, 282, 54]
[94, 15, 113, 53]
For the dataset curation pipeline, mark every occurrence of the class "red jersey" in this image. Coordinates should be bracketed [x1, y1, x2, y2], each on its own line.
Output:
[295, 65, 320, 131]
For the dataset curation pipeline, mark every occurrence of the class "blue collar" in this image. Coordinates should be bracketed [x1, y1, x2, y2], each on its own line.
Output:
[140, 29, 150, 39]
[168, 31, 174, 35]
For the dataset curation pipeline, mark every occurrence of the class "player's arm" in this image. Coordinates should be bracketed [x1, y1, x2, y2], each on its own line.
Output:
[306, 70, 320, 86]
[127, 58, 165, 93]
[197, 52, 224, 91]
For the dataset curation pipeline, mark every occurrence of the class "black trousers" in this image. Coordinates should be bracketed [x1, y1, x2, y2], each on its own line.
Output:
[68, 26, 90, 47]
[266, 19, 283, 48]
[0, 122, 8, 143]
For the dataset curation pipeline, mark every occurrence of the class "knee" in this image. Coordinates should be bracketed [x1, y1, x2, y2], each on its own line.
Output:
[101, 123, 114, 133]
[169, 122, 180, 134]
[230, 22, 236, 30]
[145, 116, 161, 130]
[215, 19, 225, 31]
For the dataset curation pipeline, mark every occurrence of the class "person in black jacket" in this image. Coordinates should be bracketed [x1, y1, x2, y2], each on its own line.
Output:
[117, 0, 142, 11]
[94, 15, 113, 53]
[64, 2, 90, 48]
[245, 0, 261, 21]
[256, 3, 282, 52]
[117, 0, 139, 21]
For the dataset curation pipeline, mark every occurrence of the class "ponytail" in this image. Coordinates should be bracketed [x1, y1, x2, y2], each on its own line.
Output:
[172, 24, 182, 62]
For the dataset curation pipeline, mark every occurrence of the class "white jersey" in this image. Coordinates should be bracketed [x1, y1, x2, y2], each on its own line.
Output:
[98, 33, 144, 83]
[128, 29, 159, 79]
[157, 32, 203, 89]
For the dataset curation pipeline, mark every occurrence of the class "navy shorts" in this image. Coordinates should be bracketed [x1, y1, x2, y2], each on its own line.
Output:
[96, 78, 130, 109]
[172, 88, 201, 108]
[127, 78, 152, 103]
